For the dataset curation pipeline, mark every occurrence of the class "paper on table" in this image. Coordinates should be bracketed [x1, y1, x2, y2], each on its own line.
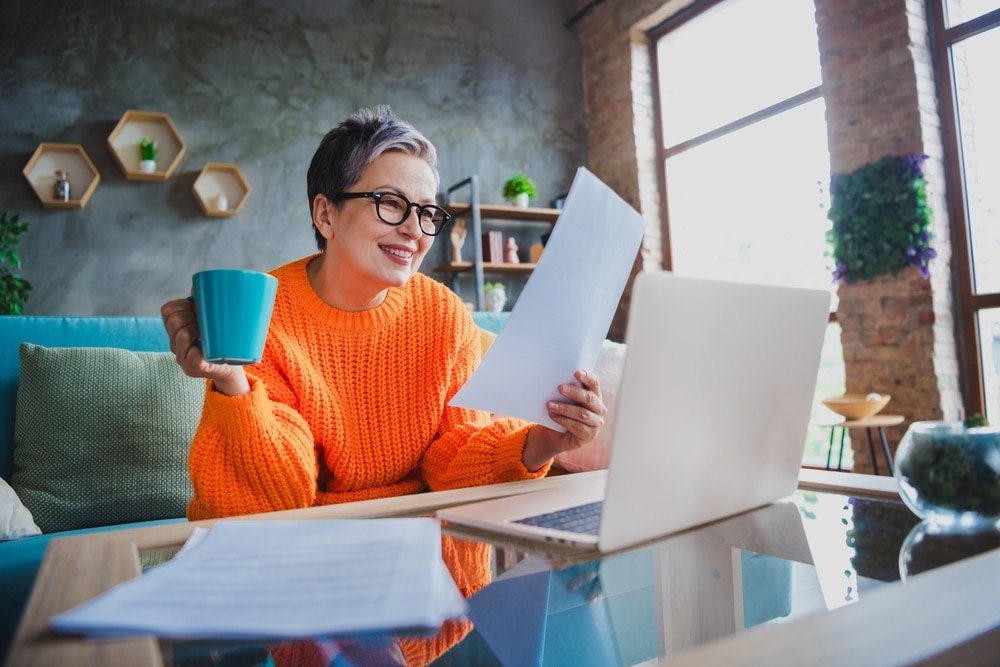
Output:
[450, 167, 645, 430]
[50, 518, 466, 640]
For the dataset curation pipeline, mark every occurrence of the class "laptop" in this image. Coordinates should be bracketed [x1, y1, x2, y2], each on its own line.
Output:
[437, 270, 831, 552]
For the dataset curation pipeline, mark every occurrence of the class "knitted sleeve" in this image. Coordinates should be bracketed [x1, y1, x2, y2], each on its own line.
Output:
[419, 326, 551, 490]
[186, 361, 318, 520]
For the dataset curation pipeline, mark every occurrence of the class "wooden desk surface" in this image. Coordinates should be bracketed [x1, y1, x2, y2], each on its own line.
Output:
[6, 469, 998, 667]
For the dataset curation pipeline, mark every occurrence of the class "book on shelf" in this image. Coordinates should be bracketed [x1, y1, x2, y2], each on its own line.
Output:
[482, 231, 503, 263]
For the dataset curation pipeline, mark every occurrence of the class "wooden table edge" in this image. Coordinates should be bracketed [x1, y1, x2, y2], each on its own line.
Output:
[5, 472, 603, 666]
[8, 468, 943, 667]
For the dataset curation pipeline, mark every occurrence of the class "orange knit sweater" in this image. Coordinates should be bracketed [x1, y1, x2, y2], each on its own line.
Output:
[187, 255, 549, 521]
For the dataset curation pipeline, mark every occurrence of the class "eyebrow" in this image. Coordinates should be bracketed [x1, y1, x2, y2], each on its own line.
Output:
[372, 185, 436, 205]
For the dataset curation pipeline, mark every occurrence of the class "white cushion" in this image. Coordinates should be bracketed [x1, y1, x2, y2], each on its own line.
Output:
[554, 340, 627, 472]
[0, 477, 41, 540]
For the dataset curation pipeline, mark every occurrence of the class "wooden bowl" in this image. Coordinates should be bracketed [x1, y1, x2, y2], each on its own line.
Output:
[822, 393, 891, 420]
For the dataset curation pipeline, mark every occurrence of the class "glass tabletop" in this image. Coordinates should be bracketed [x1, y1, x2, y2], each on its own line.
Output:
[144, 487, 999, 667]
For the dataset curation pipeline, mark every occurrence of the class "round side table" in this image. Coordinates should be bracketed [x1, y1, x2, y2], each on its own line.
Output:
[816, 414, 904, 475]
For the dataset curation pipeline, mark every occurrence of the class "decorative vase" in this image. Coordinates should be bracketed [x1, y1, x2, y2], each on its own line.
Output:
[514, 192, 530, 208]
[139, 159, 156, 174]
[898, 519, 1000, 582]
[53, 170, 71, 202]
[894, 421, 1000, 528]
[484, 286, 506, 313]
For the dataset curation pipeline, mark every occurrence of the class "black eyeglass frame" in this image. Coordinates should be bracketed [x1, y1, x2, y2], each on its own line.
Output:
[331, 191, 452, 236]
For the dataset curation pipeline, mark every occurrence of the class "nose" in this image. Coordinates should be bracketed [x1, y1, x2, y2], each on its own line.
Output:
[398, 204, 424, 238]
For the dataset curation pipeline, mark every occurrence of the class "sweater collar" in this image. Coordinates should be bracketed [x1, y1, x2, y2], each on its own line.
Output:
[280, 255, 408, 330]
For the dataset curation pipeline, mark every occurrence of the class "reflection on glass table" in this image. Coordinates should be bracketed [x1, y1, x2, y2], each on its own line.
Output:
[137, 486, 990, 667]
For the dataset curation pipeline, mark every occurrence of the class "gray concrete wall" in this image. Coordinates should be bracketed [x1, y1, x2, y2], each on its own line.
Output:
[0, 0, 586, 315]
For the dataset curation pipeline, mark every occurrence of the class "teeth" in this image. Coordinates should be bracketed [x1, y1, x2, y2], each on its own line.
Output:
[382, 246, 413, 259]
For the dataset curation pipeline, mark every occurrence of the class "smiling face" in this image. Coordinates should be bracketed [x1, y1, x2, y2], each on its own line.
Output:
[310, 151, 438, 310]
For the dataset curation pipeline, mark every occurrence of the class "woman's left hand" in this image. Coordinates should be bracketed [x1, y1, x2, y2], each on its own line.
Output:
[522, 369, 606, 471]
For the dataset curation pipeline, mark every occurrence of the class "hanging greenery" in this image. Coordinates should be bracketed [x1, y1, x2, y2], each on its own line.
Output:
[827, 153, 936, 283]
[0, 210, 30, 315]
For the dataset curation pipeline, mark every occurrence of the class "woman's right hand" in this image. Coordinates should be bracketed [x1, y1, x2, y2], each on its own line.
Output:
[160, 298, 250, 396]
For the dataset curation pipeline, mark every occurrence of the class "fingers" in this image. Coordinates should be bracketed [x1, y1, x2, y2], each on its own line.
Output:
[161, 298, 214, 379]
[541, 369, 607, 449]
[558, 370, 606, 416]
[546, 402, 604, 449]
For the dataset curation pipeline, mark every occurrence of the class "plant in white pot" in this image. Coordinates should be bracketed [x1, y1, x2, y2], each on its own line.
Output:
[138, 137, 158, 173]
[483, 282, 507, 312]
[502, 171, 537, 208]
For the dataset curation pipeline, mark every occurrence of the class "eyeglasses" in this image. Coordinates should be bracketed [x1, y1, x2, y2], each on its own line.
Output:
[332, 191, 452, 236]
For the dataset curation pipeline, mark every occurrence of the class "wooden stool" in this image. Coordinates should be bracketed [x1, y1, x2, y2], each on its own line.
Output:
[816, 414, 904, 475]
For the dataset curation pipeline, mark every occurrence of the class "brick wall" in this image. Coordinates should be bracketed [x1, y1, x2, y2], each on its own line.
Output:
[576, 0, 962, 472]
[575, 0, 690, 340]
[817, 0, 961, 472]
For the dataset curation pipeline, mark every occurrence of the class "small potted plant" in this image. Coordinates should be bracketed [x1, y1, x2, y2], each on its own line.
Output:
[502, 171, 537, 208]
[138, 137, 158, 174]
[483, 282, 507, 312]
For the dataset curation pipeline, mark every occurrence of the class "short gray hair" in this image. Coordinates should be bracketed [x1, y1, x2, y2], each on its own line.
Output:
[306, 106, 439, 250]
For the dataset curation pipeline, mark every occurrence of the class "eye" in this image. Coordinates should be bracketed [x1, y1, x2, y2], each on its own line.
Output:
[378, 193, 406, 211]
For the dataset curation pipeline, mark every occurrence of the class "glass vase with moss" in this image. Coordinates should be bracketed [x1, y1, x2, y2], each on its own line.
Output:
[894, 420, 1000, 528]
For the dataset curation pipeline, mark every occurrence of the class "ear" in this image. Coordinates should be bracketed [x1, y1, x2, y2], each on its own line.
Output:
[312, 194, 336, 242]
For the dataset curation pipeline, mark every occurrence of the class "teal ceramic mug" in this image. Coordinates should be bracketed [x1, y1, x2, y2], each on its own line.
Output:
[191, 269, 278, 365]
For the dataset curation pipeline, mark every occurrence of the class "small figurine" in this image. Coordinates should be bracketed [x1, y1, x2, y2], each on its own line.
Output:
[504, 237, 520, 264]
[450, 218, 467, 263]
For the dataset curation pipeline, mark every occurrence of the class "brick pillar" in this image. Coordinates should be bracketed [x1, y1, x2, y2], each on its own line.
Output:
[817, 0, 962, 473]
[575, 0, 687, 340]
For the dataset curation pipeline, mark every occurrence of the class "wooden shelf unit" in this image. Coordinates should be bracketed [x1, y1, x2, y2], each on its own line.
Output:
[446, 202, 560, 223]
[434, 261, 538, 274]
[439, 175, 561, 310]
[192, 163, 251, 217]
[22, 143, 101, 209]
[107, 109, 186, 181]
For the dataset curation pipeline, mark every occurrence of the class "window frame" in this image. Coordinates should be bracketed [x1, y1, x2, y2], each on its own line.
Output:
[647, 0, 832, 325]
[928, 1, 1000, 417]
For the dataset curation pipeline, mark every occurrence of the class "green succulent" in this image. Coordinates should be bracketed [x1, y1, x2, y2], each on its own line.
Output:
[502, 171, 537, 199]
[138, 137, 158, 161]
[964, 413, 988, 428]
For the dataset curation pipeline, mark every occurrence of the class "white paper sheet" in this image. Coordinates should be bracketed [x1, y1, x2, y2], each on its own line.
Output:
[50, 518, 466, 640]
[450, 167, 645, 429]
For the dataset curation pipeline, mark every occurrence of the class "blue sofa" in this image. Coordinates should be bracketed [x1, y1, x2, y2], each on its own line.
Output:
[0, 316, 184, 660]
[0, 311, 510, 661]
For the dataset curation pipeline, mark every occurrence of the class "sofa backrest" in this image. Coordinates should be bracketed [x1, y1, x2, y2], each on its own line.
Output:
[0, 311, 508, 481]
[0, 317, 169, 480]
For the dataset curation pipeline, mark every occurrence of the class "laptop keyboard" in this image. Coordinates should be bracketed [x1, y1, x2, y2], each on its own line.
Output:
[514, 501, 604, 535]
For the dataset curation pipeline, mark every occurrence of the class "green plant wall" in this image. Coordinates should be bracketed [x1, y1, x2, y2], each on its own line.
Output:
[827, 154, 936, 283]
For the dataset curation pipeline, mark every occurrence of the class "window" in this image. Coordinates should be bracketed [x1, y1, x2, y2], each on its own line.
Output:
[650, 0, 844, 466]
[930, 1, 1000, 423]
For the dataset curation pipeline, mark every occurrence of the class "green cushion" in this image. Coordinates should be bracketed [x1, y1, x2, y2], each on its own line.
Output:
[10, 344, 203, 533]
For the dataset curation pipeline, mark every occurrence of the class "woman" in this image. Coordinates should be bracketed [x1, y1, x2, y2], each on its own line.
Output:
[161, 105, 606, 522]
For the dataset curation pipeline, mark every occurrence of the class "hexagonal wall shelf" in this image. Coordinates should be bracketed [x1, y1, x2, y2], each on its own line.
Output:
[192, 163, 251, 217]
[22, 143, 101, 209]
[107, 109, 186, 181]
